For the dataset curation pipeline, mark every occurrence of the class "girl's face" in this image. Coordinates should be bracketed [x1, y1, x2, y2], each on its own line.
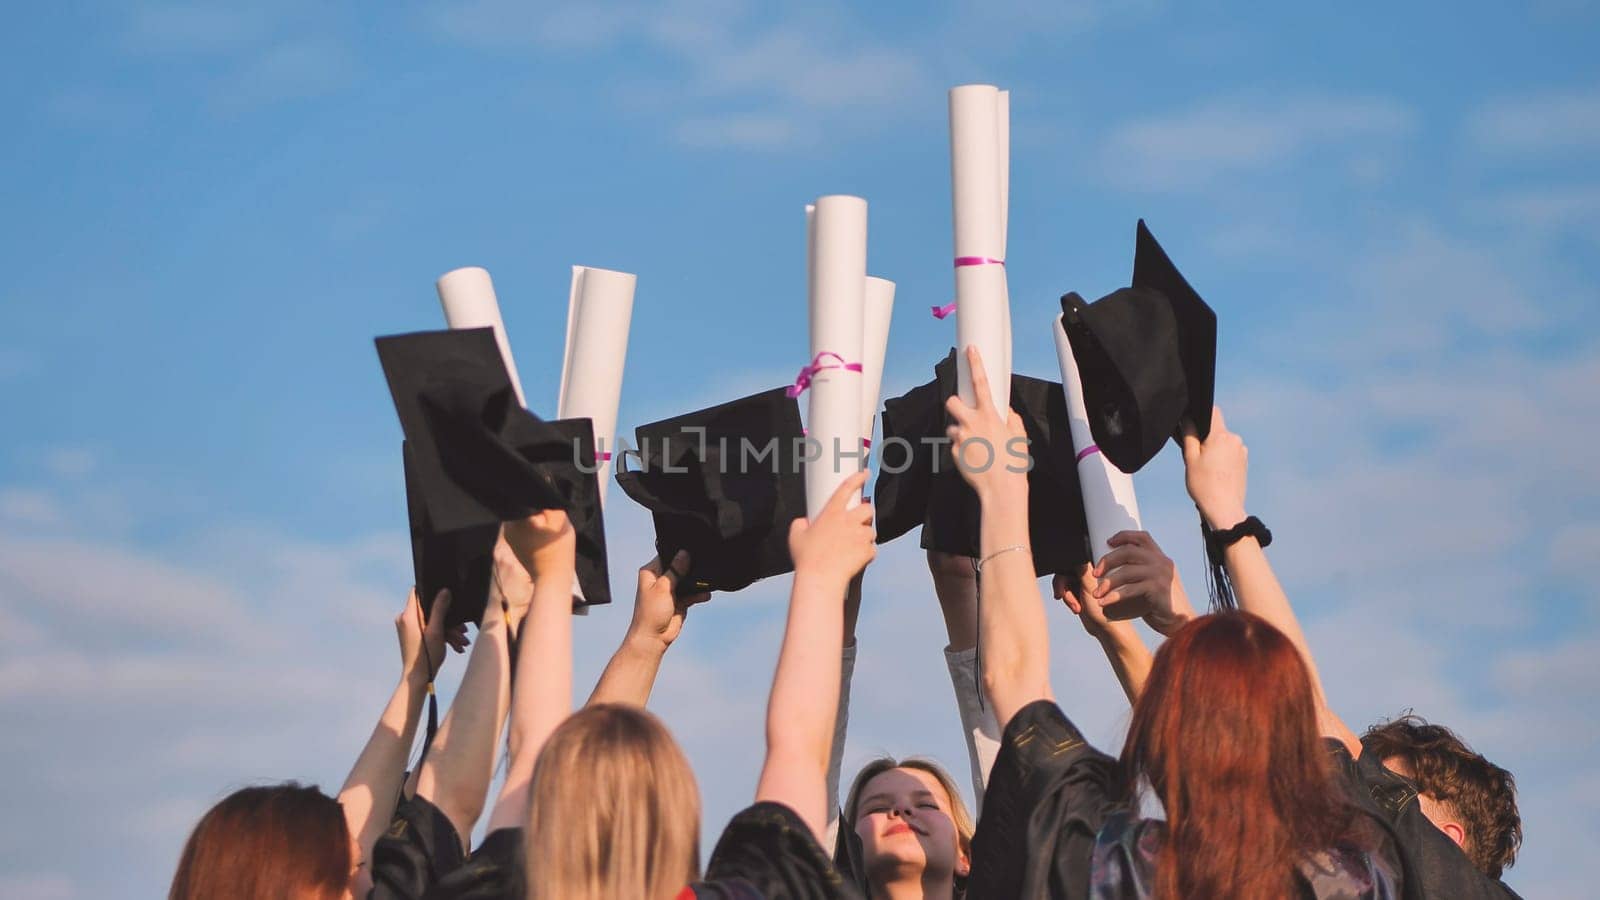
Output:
[852, 767, 969, 885]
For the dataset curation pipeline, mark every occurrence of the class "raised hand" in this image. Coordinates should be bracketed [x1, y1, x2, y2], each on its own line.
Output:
[629, 551, 710, 652]
[502, 509, 576, 582]
[397, 588, 469, 682]
[1181, 406, 1249, 530]
[789, 470, 876, 593]
[484, 531, 535, 633]
[1089, 531, 1193, 636]
[944, 346, 1028, 503]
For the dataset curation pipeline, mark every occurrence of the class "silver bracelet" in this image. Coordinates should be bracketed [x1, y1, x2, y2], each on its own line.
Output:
[976, 543, 1030, 573]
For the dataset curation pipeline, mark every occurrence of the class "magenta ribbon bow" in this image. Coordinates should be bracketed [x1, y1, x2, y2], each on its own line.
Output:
[932, 256, 1006, 318]
[785, 351, 864, 398]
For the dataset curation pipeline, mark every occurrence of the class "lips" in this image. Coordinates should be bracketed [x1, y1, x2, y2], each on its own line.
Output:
[884, 823, 914, 837]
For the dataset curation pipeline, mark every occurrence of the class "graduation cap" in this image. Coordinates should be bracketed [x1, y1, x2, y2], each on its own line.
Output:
[376, 327, 612, 608]
[615, 387, 807, 594]
[1059, 220, 1217, 474]
[403, 441, 498, 629]
[873, 349, 1091, 577]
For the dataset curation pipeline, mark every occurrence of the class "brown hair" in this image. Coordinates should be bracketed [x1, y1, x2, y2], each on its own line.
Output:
[1122, 612, 1359, 900]
[1363, 714, 1521, 878]
[169, 783, 350, 900]
[841, 756, 974, 894]
[525, 704, 701, 900]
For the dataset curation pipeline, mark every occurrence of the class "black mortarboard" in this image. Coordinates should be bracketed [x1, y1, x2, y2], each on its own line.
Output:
[404, 440, 498, 628]
[873, 349, 1091, 577]
[615, 387, 807, 595]
[376, 327, 611, 608]
[1060, 220, 1217, 474]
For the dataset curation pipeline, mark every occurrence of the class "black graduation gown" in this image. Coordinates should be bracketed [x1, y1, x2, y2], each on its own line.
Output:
[965, 700, 1404, 900]
[701, 801, 864, 900]
[1329, 740, 1524, 900]
[370, 797, 857, 900]
[368, 794, 521, 900]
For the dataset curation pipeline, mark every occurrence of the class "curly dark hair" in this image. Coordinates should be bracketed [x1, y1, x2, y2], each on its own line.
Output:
[1362, 715, 1521, 878]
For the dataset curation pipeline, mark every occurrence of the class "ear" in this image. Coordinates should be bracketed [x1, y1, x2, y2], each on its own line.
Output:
[1441, 821, 1467, 849]
[955, 840, 972, 877]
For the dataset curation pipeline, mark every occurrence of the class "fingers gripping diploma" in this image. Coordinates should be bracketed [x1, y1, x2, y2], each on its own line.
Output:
[1089, 531, 1194, 636]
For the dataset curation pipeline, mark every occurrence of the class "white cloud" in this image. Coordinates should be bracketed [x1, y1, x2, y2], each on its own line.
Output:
[1101, 94, 1414, 190]
[1468, 87, 1600, 156]
[421, 0, 936, 150]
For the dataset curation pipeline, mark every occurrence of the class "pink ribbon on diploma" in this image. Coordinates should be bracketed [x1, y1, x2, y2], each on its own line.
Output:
[1075, 444, 1101, 463]
[932, 256, 1007, 318]
[785, 352, 864, 398]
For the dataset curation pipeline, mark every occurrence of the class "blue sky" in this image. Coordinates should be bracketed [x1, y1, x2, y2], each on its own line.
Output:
[2, 2, 1598, 897]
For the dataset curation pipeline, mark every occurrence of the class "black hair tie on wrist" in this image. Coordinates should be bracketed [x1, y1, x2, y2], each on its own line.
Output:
[1200, 515, 1272, 611]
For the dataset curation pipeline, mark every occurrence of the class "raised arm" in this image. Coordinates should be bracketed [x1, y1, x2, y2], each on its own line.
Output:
[1181, 407, 1359, 752]
[485, 509, 577, 833]
[587, 551, 709, 707]
[409, 535, 530, 845]
[338, 588, 467, 890]
[755, 469, 875, 845]
[1056, 565, 1152, 704]
[945, 346, 1052, 731]
[1056, 530, 1196, 703]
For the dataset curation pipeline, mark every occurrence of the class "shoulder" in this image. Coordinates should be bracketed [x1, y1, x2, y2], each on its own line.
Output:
[370, 794, 469, 900]
[705, 802, 859, 900]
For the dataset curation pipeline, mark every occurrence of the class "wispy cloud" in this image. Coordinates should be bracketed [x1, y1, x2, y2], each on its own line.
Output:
[1100, 94, 1414, 190]
[1468, 86, 1600, 156]
[121, 3, 275, 54]
[420, 0, 937, 150]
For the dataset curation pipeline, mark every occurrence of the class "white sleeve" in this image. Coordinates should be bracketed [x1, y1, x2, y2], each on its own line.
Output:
[944, 645, 1001, 813]
[823, 640, 858, 851]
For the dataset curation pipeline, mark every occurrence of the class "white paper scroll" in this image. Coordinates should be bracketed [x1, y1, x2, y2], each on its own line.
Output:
[1053, 316, 1142, 559]
[949, 84, 1012, 412]
[805, 195, 868, 517]
[436, 267, 527, 406]
[558, 266, 635, 509]
[859, 277, 896, 449]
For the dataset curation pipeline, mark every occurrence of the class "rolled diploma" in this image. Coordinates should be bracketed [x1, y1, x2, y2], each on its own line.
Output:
[997, 89, 1012, 380]
[436, 267, 527, 407]
[558, 266, 635, 508]
[1052, 316, 1142, 559]
[806, 195, 867, 517]
[859, 276, 896, 451]
[949, 84, 1012, 411]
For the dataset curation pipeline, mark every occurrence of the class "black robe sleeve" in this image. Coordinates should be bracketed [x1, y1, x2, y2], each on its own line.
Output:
[1335, 741, 1524, 900]
[965, 699, 1128, 900]
[423, 827, 524, 900]
[369, 795, 467, 900]
[703, 801, 862, 900]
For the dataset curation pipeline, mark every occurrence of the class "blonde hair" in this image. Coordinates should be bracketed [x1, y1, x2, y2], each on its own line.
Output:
[842, 756, 975, 888]
[525, 704, 701, 900]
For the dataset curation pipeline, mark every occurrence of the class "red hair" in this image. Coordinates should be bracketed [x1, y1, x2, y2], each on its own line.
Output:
[169, 783, 350, 900]
[1121, 612, 1358, 900]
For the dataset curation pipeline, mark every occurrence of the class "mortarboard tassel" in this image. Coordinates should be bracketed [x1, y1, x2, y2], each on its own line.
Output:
[1200, 514, 1273, 612]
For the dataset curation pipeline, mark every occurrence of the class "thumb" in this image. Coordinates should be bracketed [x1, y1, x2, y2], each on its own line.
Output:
[1179, 418, 1202, 463]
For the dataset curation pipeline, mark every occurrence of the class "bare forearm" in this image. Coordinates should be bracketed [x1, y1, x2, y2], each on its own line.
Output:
[756, 571, 847, 841]
[414, 622, 512, 843]
[338, 669, 428, 864]
[977, 486, 1052, 729]
[587, 634, 667, 707]
[1097, 626, 1152, 704]
[488, 573, 574, 831]
[1223, 537, 1357, 750]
